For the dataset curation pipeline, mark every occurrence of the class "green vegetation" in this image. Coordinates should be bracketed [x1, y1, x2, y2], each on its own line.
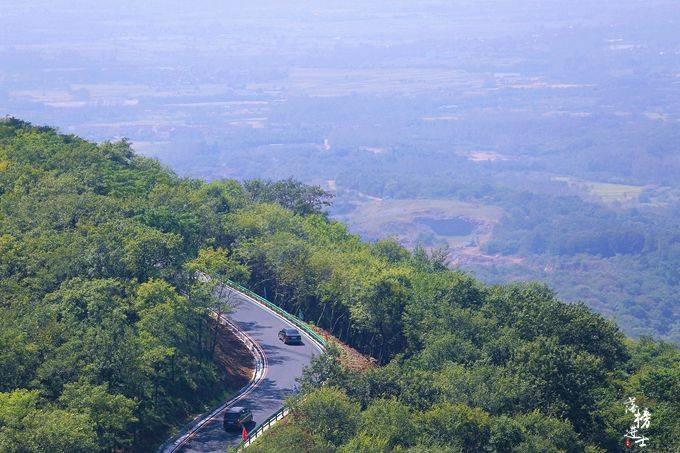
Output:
[0, 119, 250, 450]
[213, 129, 679, 342]
[331, 172, 679, 343]
[252, 321, 678, 452]
[481, 192, 679, 342]
[1, 120, 677, 451]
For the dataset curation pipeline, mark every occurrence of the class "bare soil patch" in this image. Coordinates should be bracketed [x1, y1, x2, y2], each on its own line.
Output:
[309, 325, 376, 372]
[210, 319, 254, 390]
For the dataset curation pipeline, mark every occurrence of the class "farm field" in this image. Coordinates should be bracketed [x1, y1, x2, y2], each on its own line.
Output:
[334, 197, 503, 251]
[552, 176, 647, 204]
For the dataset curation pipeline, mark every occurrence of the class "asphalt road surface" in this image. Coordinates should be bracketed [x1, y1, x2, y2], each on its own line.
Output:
[178, 287, 323, 452]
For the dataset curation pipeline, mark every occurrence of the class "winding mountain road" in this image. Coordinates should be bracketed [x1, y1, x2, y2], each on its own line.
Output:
[163, 286, 323, 452]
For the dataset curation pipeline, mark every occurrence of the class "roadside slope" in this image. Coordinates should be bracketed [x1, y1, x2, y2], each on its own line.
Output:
[176, 286, 323, 452]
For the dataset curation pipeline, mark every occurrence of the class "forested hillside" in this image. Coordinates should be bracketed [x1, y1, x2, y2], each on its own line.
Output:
[229, 196, 679, 450]
[0, 119, 259, 451]
[0, 120, 677, 452]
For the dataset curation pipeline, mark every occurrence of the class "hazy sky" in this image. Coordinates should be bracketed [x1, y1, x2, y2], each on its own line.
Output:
[2, 0, 679, 160]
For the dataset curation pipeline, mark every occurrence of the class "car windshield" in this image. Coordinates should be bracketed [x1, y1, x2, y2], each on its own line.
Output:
[285, 329, 300, 335]
[226, 408, 245, 420]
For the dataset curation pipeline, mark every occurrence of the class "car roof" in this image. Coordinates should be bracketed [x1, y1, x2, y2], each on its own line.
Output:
[284, 328, 300, 334]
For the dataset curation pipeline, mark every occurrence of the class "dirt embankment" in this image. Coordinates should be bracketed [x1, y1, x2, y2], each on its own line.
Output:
[309, 325, 376, 372]
[210, 318, 254, 391]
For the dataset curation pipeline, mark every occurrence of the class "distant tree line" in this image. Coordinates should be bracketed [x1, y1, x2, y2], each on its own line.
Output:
[484, 192, 678, 259]
[0, 119, 677, 452]
[0, 119, 332, 451]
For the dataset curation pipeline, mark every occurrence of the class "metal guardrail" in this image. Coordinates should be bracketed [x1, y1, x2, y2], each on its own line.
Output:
[163, 274, 326, 451]
[224, 280, 327, 451]
[159, 310, 267, 453]
[225, 280, 328, 348]
[237, 407, 290, 449]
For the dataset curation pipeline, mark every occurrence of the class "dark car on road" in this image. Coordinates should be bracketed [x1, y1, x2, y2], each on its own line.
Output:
[223, 407, 252, 430]
[278, 328, 303, 345]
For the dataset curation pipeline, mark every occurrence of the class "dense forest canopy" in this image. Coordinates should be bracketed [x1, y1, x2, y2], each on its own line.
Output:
[0, 119, 238, 451]
[0, 119, 677, 452]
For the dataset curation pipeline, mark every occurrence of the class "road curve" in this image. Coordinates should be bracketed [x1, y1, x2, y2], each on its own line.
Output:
[168, 286, 323, 452]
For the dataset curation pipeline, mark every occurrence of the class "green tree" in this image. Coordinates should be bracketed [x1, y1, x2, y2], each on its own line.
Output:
[290, 387, 360, 448]
[417, 402, 491, 452]
[346, 398, 415, 451]
[59, 382, 137, 451]
[186, 247, 250, 356]
[0, 389, 98, 453]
